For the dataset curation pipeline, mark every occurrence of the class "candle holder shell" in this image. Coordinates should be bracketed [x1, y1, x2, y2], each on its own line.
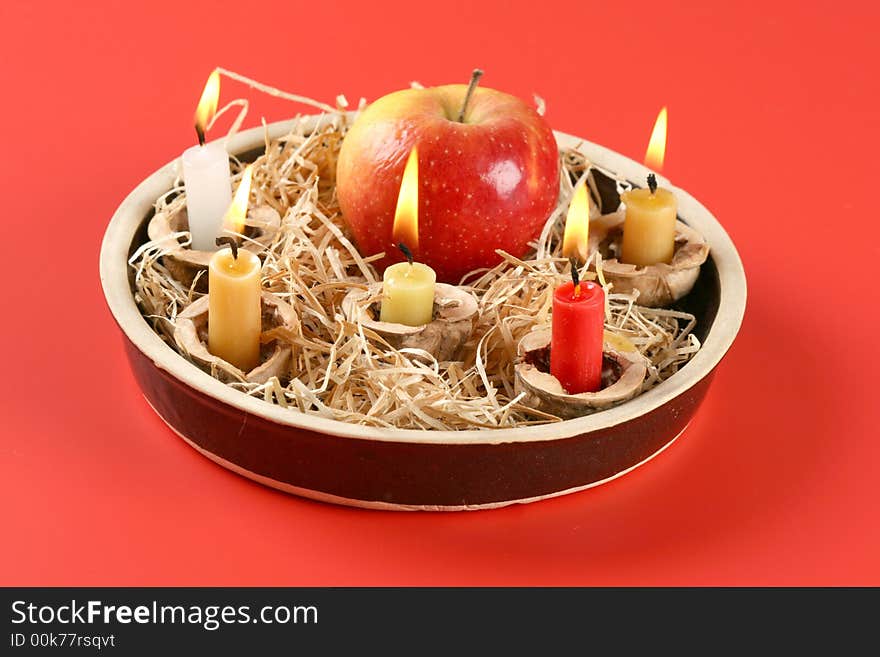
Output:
[514, 328, 648, 420]
[589, 213, 710, 308]
[147, 205, 281, 290]
[173, 291, 296, 384]
[341, 282, 478, 361]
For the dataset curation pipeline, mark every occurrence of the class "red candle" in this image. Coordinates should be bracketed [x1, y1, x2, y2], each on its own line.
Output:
[550, 276, 605, 394]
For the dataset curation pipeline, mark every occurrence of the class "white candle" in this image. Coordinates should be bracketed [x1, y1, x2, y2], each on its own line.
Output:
[183, 70, 232, 251]
[183, 142, 232, 250]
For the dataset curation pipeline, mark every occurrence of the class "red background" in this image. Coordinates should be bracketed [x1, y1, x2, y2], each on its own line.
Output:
[1, 0, 878, 586]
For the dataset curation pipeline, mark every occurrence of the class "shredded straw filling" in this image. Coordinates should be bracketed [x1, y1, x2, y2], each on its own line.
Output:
[129, 71, 702, 431]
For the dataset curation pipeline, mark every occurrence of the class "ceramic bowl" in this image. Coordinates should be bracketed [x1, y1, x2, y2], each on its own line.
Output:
[99, 116, 746, 511]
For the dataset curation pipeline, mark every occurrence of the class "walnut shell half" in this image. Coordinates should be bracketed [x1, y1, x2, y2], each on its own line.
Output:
[514, 328, 647, 420]
[147, 206, 281, 290]
[173, 291, 296, 384]
[341, 283, 478, 362]
[589, 213, 709, 308]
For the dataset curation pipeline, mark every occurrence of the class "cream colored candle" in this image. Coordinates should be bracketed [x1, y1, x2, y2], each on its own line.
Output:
[379, 146, 437, 326]
[379, 261, 437, 325]
[208, 246, 261, 372]
[620, 175, 677, 267]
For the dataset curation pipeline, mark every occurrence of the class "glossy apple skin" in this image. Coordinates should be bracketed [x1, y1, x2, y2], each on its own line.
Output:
[337, 84, 560, 283]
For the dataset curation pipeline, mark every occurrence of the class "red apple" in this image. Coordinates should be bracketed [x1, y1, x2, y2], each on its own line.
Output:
[336, 76, 559, 283]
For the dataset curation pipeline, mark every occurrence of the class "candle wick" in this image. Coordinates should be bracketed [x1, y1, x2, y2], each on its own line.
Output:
[456, 68, 484, 123]
[647, 173, 657, 194]
[397, 242, 414, 265]
[196, 123, 206, 147]
[570, 258, 581, 296]
[216, 236, 238, 260]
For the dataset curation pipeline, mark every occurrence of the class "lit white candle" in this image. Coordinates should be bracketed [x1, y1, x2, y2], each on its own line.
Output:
[183, 71, 232, 251]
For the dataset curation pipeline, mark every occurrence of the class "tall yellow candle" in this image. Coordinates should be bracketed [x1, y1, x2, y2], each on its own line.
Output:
[620, 174, 677, 266]
[207, 164, 261, 371]
[379, 146, 437, 326]
[208, 245, 261, 371]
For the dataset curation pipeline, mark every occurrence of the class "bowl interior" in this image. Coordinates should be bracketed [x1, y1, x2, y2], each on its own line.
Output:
[103, 117, 745, 445]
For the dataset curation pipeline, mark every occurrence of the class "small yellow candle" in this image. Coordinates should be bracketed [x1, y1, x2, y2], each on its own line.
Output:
[207, 164, 261, 371]
[620, 178, 677, 266]
[379, 146, 437, 326]
[380, 261, 436, 325]
[621, 106, 677, 267]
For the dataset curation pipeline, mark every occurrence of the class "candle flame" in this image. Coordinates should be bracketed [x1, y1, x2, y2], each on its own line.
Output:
[392, 146, 419, 252]
[644, 106, 667, 171]
[222, 164, 253, 234]
[562, 179, 589, 264]
[194, 70, 220, 143]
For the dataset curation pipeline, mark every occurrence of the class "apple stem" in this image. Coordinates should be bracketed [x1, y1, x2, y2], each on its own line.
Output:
[457, 69, 484, 122]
